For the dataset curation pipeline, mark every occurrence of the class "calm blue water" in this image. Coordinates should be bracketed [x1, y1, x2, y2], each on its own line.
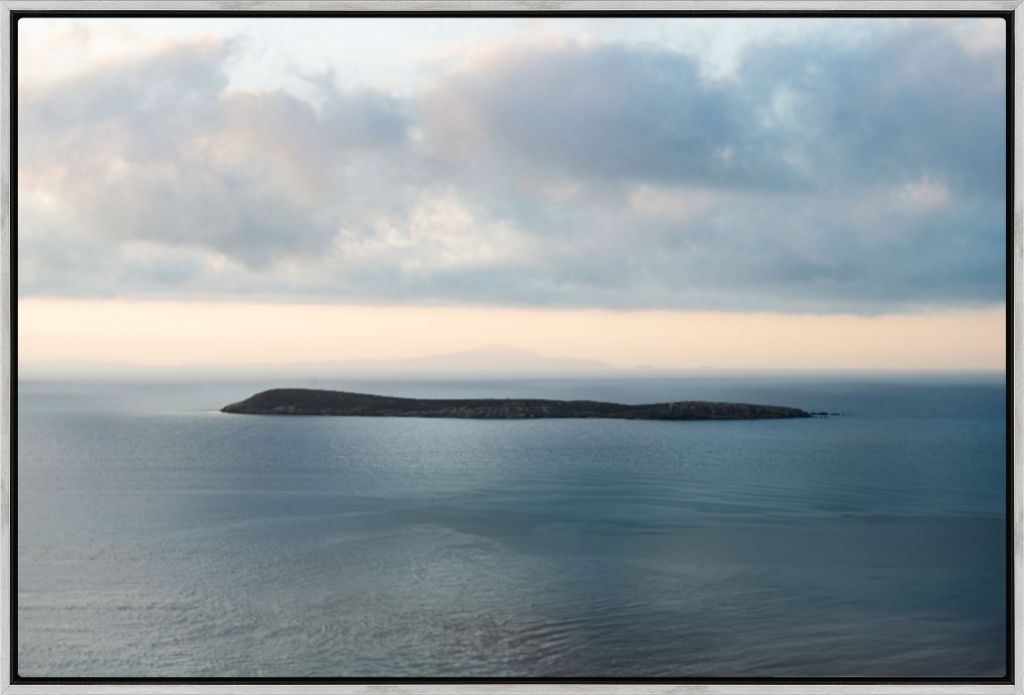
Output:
[17, 373, 1007, 677]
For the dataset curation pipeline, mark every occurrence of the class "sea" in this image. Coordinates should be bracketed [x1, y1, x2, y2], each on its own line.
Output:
[15, 372, 1008, 678]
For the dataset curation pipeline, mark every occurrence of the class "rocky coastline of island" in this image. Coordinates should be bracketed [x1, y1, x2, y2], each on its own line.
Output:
[221, 388, 814, 421]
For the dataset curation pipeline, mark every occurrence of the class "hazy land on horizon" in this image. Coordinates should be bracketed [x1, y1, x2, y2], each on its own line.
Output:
[17, 344, 1009, 383]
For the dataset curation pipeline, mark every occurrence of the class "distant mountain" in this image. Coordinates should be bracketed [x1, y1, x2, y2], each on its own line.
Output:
[19, 346, 616, 378]
[338, 345, 615, 373]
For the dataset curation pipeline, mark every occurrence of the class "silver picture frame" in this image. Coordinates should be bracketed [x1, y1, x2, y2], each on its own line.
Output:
[0, 2, 1018, 693]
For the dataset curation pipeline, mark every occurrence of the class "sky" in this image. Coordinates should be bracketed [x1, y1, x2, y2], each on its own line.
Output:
[16, 16, 1007, 370]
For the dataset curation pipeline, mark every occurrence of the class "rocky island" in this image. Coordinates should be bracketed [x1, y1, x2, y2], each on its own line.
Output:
[221, 388, 812, 421]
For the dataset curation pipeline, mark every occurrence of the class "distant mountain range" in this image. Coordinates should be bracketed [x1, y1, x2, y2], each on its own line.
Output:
[20, 345, 618, 377]
[336, 345, 614, 372]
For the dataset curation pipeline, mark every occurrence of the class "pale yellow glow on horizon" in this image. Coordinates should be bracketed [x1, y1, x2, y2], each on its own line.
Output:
[17, 298, 1006, 371]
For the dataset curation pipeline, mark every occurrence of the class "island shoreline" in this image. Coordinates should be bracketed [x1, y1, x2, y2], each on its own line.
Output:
[221, 388, 813, 421]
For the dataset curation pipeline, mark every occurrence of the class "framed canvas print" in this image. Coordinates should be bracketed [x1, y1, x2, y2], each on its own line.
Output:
[1, 1, 1019, 693]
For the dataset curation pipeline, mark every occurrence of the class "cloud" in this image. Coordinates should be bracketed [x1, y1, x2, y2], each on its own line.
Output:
[17, 18, 1006, 313]
[19, 36, 413, 270]
[423, 41, 738, 182]
[893, 176, 950, 211]
[628, 185, 718, 223]
[733, 23, 1005, 196]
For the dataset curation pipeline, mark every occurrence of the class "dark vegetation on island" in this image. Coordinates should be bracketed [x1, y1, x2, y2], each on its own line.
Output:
[221, 388, 814, 421]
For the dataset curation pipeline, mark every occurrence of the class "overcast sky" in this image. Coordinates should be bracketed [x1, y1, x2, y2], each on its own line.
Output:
[16, 17, 1008, 369]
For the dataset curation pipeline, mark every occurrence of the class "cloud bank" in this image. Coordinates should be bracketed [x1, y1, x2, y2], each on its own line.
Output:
[17, 18, 1006, 313]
